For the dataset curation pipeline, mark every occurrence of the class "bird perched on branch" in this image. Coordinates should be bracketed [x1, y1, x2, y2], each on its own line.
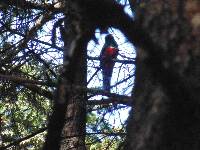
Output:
[100, 34, 119, 92]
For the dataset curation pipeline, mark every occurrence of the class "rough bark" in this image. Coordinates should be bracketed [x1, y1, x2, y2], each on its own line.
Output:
[123, 0, 200, 150]
[59, 18, 89, 150]
[43, 1, 94, 149]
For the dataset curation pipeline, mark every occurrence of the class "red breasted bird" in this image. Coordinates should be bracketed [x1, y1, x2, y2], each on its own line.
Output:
[100, 34, 119, 92]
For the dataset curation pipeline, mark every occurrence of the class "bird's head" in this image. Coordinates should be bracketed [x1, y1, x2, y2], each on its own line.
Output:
[105, 34, 117, 47]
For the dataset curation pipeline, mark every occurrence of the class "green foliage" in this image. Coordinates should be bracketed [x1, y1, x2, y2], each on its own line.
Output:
[0, 80, 51, 149]
[86, 112, 125, 149]
[0, 1, 60, 148]
[0, 34, 54, 149]
[0, 0, 133, 149]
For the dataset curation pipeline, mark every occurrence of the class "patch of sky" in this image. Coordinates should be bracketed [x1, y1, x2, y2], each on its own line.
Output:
[87, 0, 135, 128]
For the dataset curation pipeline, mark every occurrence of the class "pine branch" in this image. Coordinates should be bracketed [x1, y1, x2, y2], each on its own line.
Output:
[0, 74, 55, 86]
[0, 74, 54, 100]
[19, 12, 54, 50]
[0, 127, 47, 150]
[0, 73, 132, 103]
[0, 0, 61, 11]
[0, 21, 63, 51]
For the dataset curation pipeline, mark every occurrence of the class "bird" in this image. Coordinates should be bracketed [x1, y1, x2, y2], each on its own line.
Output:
[100, 34, 119, 92]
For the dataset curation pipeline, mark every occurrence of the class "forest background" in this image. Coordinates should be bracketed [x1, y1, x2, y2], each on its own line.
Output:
[0, 0, 200, 150]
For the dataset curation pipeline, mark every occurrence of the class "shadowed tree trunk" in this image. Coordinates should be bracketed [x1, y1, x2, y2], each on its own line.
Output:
[43, 1, 94, 149]
[123, 0, 200, 149]
[43, 21, 88, 150]
[59, 27, 88, 150]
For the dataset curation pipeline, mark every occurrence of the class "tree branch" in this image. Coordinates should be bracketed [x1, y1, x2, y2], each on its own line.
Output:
[86, 131, 126, 136]
[87, 97, 132, 106]
[0, 74, 54, 100]
[111, 74, 135, 89]
[0, 74, 55, 86]
[70, 84, 132, 100]
[19, 12, 54, 50]
[0, 0, 61, 12]
[60, 131, 126, 139]
[87, 56, 135, 64]
[0, 21, 63, 51]
[0, 73, 132, 103]
[0, 127, 47, 150]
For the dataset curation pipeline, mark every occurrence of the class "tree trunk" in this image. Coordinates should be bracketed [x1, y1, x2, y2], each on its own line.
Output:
[123, 0, 200, 150]
[43, 1, 94, 149]
[59, 20, 88, 150]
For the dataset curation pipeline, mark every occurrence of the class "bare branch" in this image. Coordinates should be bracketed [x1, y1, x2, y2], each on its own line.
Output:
[87, 56, 135, 64]
[70, 84, 132, 100]
[87, 67, 101, 84]
[86, 131, 126, 136]
[88, 97, 132, 106]
[111, 74, 135, 88]
[61, 131, 126, 139]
